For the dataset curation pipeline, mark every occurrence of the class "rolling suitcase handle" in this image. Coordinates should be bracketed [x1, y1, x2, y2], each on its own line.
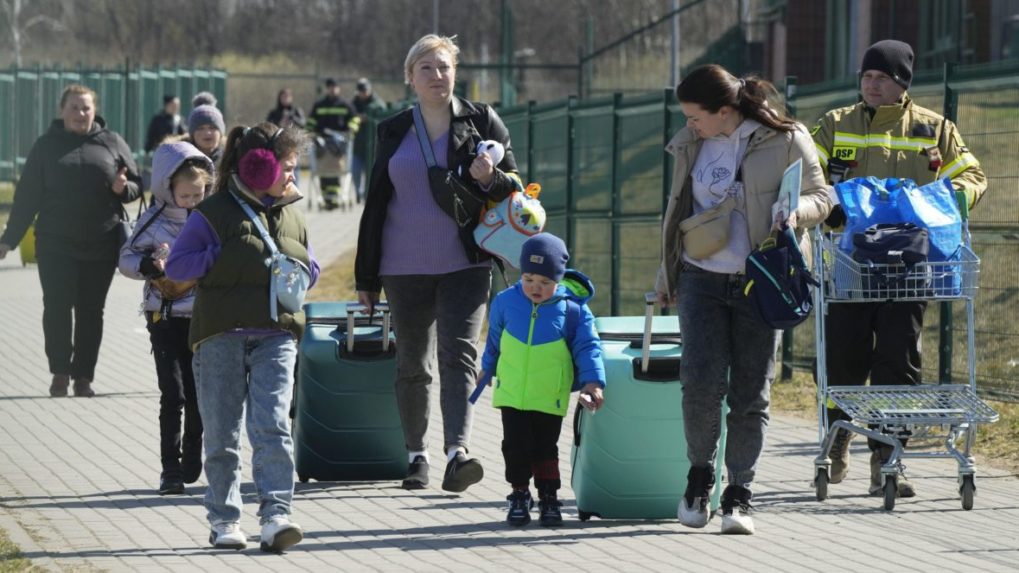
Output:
[345, 302, 391, 354]
[640, 292, 657, 374]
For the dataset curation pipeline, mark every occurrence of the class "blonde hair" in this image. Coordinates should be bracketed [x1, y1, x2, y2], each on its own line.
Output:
[171, 158, 213, 191]
[60, 84, 97, 109]
[404, 34, 460, 84]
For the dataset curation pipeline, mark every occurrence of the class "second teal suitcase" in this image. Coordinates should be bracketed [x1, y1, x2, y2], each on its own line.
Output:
[570, 295, 727, 520]
[293, 301, 405, 482]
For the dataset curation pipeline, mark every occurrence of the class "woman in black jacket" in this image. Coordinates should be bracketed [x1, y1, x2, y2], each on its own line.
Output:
[355, 34, 521, 493]
[0, 84, 143, 398]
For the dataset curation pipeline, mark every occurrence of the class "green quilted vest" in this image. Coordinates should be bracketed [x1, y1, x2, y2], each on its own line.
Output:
[189, 182, 310, 348]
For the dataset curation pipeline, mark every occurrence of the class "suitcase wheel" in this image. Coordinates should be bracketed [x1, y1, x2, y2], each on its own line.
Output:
[578, 510, 593, 522]
[298, 474, 309, 484]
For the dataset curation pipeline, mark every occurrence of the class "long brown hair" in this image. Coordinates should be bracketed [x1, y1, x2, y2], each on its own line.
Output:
[675, 64, 796, 133]
[212, 122, 309, 195]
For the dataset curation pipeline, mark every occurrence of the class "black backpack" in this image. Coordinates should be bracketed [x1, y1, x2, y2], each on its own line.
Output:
[745, 227, 819, 330]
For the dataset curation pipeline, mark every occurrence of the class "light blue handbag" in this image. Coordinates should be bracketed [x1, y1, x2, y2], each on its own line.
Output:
[231, 192, 310, 321]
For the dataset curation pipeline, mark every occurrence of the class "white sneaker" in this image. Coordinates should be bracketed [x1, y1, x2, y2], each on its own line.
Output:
[260, 514, 304, 553]
[719, 485, 755, 535]
[677, 495, 711, 528]
[209, 522, 247, 550]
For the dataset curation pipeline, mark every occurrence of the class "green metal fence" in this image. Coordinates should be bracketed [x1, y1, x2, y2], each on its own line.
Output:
[0, 65, 227, 181]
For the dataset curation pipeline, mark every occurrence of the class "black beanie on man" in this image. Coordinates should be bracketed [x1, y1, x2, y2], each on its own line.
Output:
[860, 39, 914, 89]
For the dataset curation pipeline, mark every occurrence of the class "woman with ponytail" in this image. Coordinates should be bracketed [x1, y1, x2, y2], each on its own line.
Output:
[654, 64, 831, 535]
[165, 122, 318, 552]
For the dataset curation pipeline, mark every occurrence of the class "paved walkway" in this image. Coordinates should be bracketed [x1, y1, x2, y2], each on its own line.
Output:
[1, 198, 1017, 572]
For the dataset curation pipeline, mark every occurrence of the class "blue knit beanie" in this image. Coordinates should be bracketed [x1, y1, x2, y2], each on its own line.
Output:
[188, 104, 225, 134]
[520, 233, 569, 282]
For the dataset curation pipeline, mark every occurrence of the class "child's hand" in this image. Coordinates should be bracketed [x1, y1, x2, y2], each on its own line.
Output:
[579, 383, 604, 412]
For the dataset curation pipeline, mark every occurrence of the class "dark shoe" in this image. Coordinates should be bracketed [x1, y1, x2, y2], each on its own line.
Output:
[72, 378, 95, 398]
[506, 489, 533, 526]
[441, 452, 484, 493]
[401, 455, 430, 490]
[158, 476, 185, 495]
[50, 374, 70, 397]
[720, 484, 754, 535]
[182, 445, 203, 484]
[537, 491, 563, 527]
[677, 465, 714, 528]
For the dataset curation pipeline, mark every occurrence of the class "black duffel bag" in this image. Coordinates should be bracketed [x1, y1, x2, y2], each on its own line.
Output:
[851, 223, 931, 298]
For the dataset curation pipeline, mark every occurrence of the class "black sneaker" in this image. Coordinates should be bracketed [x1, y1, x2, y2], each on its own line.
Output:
[506, 490, 533, 526]
[537, 491, 563, 527]
[158, 476, 185, 496]
[401, 455, 430, 490]
[677, 465, 715, 528]
[719, 484, 754, 535]
[441, 452, 484, 493]
[49, 374, 70, 397]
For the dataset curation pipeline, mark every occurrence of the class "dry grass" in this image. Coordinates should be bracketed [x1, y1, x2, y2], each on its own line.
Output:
[306, 248, 358, 303]
[771, 370, 1019, 476]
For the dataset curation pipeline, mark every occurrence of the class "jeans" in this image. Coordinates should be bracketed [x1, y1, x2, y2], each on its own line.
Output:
[381, 267, 491, 454]
[351, 154, 365, 202]
[36, 252, 117, 380]
[193, 332, 297, 525]
[677, 264, 779, 489]
[501, 407, 563, 491]
[147, 314, 202, 477]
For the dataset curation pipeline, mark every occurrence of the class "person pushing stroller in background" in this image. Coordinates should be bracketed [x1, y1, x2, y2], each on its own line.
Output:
[478, 233, 605, 526]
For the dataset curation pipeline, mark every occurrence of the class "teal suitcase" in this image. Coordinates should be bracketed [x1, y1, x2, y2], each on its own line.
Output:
[570, 294, 727, 520]
[293, 301, 405, 482]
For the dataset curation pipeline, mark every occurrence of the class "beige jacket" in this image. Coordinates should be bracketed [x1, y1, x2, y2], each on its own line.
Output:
[656, 123, 832, 298]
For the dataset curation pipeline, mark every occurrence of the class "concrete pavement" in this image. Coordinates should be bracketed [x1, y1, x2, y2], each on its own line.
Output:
[0, 198, 1017, 572]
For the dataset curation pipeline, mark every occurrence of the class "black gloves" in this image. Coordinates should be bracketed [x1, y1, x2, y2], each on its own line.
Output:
[825, 204, 847, 228]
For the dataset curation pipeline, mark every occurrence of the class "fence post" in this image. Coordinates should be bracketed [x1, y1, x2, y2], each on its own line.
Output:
[939, 62, 958, 383]
[565, 96, 577, 247]
[610, 92, 622, 316]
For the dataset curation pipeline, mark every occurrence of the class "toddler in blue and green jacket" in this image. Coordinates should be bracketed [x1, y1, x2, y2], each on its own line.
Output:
[478, 233, 605, 527]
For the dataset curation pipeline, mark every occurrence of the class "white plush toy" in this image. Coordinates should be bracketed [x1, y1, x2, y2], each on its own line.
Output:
[476, 140, 505, 166]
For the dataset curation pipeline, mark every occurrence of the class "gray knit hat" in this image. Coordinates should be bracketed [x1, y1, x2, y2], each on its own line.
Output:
[188, 104, 225, 134]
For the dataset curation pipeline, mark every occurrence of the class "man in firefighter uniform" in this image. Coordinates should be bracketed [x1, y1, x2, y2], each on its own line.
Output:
[308, 78, 361, 209]
[812, 39, 986, 498]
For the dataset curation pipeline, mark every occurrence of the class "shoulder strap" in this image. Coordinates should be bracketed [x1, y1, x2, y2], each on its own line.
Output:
[230, 191, 280, 255]
[129, 203, 167, 247]
[564, 298, 582, 349]
[411, 105, 438, 168]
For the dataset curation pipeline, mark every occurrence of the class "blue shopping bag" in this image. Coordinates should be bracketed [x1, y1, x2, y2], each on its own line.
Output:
[835, 177, 907, 252]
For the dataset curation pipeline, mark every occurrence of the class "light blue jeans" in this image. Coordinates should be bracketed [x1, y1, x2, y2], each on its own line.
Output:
[193, 332, 297, 525]
[677, 264, 780, 489]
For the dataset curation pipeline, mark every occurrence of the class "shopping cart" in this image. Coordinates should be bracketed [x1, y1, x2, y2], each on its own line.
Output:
[812, 222, 998, 511]
[308, 129, 354, 212]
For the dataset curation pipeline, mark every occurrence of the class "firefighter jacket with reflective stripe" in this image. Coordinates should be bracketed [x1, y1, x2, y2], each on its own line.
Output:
[306, 95, 361, 135]
[811, 95, 986, 209]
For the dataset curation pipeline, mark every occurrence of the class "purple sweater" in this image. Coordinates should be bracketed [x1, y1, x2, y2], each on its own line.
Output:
[379, 129, 489, 276]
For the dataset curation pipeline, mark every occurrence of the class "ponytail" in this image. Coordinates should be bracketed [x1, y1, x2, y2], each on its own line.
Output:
[676, 64, 797, 133]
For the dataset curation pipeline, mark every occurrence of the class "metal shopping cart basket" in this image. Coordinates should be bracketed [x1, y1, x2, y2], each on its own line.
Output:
[812, 226, 997, 511]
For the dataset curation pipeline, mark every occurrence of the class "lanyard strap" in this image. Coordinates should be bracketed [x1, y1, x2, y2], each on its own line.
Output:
[230, 191, 282, 320]
[411, 105, 438, 168]
[231, 191, 280, 255]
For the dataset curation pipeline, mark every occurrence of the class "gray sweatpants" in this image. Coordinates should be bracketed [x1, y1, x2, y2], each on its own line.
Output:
[381, 267, 491, 453]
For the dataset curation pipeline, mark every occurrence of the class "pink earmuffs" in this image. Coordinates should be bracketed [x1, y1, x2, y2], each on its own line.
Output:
[237, 127, 283, 190]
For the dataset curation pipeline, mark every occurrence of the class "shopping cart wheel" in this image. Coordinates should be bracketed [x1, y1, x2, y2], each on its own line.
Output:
[814, 468, 829, 501]
[960, 475, 975, 511]
[578, 510, 593, 522]
[883, 476, 897, 510]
